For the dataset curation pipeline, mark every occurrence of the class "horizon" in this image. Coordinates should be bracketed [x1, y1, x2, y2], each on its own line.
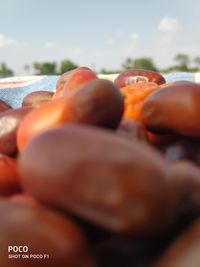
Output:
[0, 0, 199, 75]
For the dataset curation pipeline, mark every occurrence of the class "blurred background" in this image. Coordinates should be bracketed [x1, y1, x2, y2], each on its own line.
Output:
[0, 0, 200, 77]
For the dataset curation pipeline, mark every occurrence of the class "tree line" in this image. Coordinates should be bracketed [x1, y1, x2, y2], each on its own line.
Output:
[1, 53, 200, 78]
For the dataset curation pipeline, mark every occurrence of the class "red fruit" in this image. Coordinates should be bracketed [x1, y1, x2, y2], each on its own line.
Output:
[0, 154, 21, 196]
[153, 218, 200, 267]
[0, 200, 96, 267]
[22, 90, 54, 107]
[54, 67, 98, 98]
[0, 107, 33, 156]
[10, 193, 37, 206]
[17, 79, 123, 151]
[19, 124, 172, 237]
[141, 82, 200, 137]
[114, 69, 165, 88]
[117, 118, 147, 141]
[0, 99, 12, 113]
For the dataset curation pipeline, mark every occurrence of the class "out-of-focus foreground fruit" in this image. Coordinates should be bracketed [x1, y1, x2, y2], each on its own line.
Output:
[114, 69, 166, 88]
[120, 82, 159, 120]
[54, 67, 98, 98]
[0, 199, 96, 267]
[22, 90, 54, 108]
[17, 79, 124, 151]
[141, 81, 200, 137]
[0, 99, 12, 113]
[0, 67, 200, 266]
[0, 107, 33, 156]
[153, 218, 200, 267]
[19, 124, 174, 238]
[0, 154, 21, 196]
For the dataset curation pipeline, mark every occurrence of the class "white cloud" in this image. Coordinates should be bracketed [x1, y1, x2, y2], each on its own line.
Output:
[45, 41, 56, 48]
[158, 16, 179, 32]
[106, 38, 115, 45]
[158, 16, 179, 43]
[0, 33, 25, 47]
[130, 32, 139, 41]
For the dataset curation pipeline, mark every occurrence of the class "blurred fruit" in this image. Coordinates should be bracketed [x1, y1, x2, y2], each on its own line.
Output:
[17, 79, 124, 151]
[0, 107, 33, 156]
[0, 199, 96, 267]
[22, 91, 53, 108]
[147, 132, 178, 147]
[114, 69, 165, 88]
[121, 82, 158, 120]
[54, 67, 98, 98]
[0, 154, 21, 196]
[117, 117, 147, 141]
[0, 99, 12, 113]
[153, 218, 200, 267]
[168, 160, 200, 217]
[19, 124, 173, 237]
[141, 81, 200, 137]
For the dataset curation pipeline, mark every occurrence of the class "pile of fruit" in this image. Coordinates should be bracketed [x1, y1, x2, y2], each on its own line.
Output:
[1, 66, 200, 266]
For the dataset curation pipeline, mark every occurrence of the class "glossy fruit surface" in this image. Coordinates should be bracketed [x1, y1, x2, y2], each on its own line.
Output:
[153, 218, 200, 267]
[22, 90, 53, 107]
[0, 99, 12, 113]
[17, 79, 124, 151]
[0, 200, 96, 267]
[114, 69, 165, 88]
[0, 107, 33, 155]
[54, 67, 98, 98]
[121, 82, 158, 120]
[141, 82, 200, 137]
[19, 124, 172, 237]
[0, 154, 21, 196]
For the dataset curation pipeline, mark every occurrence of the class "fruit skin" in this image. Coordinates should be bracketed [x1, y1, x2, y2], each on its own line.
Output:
[167, 160, 200, 217]
[22, 91, 54, 108]
[17, 79, 124, 151]
[153, 218, 200, 267]
[19, 124, 173, 238]
[0, 199, 96, 267]
[114, 69, 166, 88]
[0, 107, 32, 155]
[141, 82, 200, 137]
[0, 154, 21, 196]
[56, 67, 91, 89]
[160, 138, 200, 167]
[116, 118, 147, 142]
[54, 67, 98, 98]
[9, 193, 38, 206]
[120, 82, 158, 120]
[0, 99, 12, 113]
[0, 107, 33, 156]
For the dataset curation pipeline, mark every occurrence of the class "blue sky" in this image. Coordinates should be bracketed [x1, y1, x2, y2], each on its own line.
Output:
[0, 0, 200, 75]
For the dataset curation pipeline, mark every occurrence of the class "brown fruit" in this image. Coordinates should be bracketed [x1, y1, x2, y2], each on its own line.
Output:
[141, 82, 200, 137]
[114, 69, 165, 88]
[19, 124, 173, 237]
[0, 107, 33, 156]
[54, 67, 97, 98]
[0, 199, 96, 267]
[17, 79, 124, 151]
[22, 91, 53, 108]
[0, 99, 12, 113]
[168, 160, 200, 217]
[153, 218, 200, 267]
[0, 155, 21, 196]
[116, 118, 147, 141]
